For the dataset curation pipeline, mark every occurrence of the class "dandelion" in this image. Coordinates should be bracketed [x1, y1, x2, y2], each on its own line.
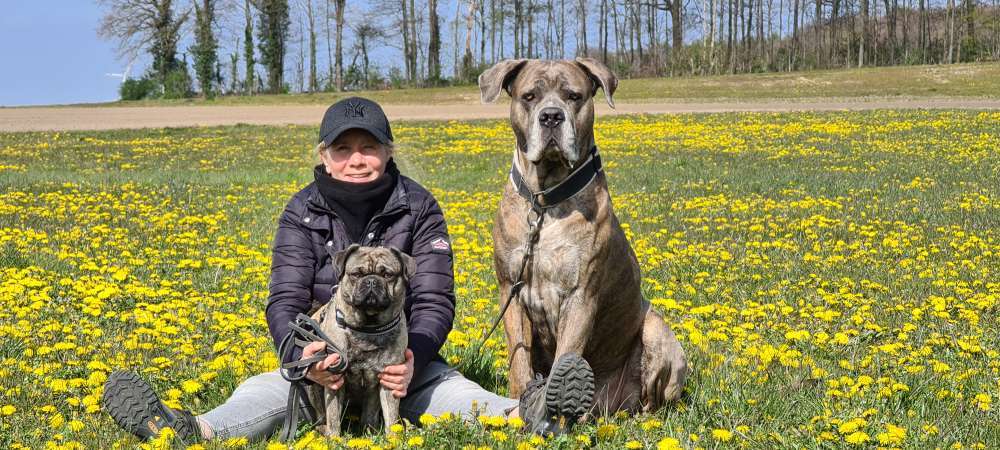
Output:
[876, 424, 906, 445]
[712, 429, 734, 441]
[844, 432, 870, 445]
[657, 437, 682, 450]
[419, 413, 437, 426]
[346, 438, 372, 448]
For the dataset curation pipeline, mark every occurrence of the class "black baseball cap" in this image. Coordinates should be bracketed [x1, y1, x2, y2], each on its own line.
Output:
[318, 97, 394, 146]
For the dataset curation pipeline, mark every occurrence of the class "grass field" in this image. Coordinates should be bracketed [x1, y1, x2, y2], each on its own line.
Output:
[1, 110, 999, 449]
[76, 62, 1000, 108]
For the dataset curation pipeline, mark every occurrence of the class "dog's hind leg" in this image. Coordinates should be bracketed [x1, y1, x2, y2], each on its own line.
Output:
[639, 302, 687, 412]
[379, 387, 400, 434]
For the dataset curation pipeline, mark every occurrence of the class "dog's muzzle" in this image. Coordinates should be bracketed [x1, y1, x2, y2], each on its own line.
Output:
[539, 107, 565, 129]
[350, 275, 391, 310]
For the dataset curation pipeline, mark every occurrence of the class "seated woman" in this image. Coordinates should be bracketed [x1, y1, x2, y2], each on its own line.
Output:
[99, 97, 594, 444]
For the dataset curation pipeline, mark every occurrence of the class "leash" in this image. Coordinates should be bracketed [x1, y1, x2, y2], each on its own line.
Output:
[276, 312, 350, 442]
[475, 146, 603, 352]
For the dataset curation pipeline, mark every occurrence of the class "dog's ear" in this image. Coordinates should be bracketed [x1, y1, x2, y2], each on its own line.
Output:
[388, 247, 417, 281]
[478, 59, 528, 104]
[333, 244, 362, 280]
[574, 57, 618, 109]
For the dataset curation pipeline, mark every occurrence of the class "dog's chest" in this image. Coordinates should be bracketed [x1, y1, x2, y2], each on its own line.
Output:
[507, 218, 592, 320]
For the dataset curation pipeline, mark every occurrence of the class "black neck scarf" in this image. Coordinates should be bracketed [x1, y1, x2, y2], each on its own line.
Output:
[313, 159, 399, 243]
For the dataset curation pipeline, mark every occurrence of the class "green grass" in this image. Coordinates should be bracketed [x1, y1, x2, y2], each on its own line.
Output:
[1, 110, 998, 449]
[33, 62, 1000, 108]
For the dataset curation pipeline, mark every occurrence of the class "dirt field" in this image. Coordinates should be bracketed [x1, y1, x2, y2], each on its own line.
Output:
[1, 98, 998, 131]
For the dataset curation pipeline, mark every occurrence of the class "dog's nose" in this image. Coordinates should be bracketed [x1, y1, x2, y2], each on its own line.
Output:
[539, 108, 565, 128]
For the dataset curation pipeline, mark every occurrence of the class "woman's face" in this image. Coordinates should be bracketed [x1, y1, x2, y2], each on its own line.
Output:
[320, 129, 391, 183]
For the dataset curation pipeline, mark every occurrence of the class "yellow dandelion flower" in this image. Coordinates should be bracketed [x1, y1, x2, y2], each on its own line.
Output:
[657, 437, 682, 450]
[712, 429, 733, 441]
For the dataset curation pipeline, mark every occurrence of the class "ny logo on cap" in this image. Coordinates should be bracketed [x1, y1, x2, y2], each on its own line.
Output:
[344, 101, 366, 118]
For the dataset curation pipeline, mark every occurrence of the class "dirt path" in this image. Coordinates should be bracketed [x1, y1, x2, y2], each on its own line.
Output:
[1, 98, 997, 132]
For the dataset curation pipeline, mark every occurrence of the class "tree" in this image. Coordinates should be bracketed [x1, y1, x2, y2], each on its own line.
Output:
[244, 0, 256, 94]
[351, 22, 385, 89]
[462, 0, 479, 82]
[257, 0, 291, 93]
[334, 0, 345, 90]
[97, 0, 189, 83]
[428, 0, 442, 83]
[191, 0, 218, 98]
[304, 0, 318, 92]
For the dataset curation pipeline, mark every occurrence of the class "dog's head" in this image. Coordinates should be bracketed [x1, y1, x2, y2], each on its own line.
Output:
[479, 58, 617, 167]
[332, 245, 415, 325]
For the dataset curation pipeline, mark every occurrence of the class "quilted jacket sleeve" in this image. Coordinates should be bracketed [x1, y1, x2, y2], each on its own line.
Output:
[265, 200, 316, 365]
[406, 194, 457, 378]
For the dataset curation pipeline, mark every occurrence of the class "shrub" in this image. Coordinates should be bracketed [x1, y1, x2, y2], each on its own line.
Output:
[162, 67, 193, 99]
[119, 77, 157, 101]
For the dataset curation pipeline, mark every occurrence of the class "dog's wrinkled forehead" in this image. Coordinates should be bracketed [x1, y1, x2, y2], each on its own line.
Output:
[347, 248, 401, 274]
[510, 61, 593, 98]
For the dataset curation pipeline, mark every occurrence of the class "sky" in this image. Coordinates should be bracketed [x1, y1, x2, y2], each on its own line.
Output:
[0, 1, 606, 107]
[1, 2, 127, 106]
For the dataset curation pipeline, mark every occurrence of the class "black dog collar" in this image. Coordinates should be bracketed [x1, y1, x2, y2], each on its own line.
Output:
[335, 308, 402, 335]
[510, 146, 603, 209]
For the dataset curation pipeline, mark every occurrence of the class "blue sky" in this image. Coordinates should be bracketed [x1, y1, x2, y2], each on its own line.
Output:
[1, 2, 125, 106]
[0, 1, 604, 107]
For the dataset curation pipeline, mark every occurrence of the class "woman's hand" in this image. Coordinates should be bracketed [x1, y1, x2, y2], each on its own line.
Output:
[379, 349, 414, 398]
[303, 341, 345, 390]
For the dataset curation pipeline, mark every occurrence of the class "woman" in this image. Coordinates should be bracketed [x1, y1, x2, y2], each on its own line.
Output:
[100, 97, 592, 444]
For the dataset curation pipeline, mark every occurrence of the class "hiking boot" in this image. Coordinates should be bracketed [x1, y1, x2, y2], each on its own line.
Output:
[101, 370, 202, 444]
[518, 353, 595, 436]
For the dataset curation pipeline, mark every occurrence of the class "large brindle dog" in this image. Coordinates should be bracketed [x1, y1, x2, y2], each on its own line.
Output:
[480, 58, 688, 414]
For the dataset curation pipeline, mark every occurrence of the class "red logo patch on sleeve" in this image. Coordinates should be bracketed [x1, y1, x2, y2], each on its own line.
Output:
[430, 237, 450, 252]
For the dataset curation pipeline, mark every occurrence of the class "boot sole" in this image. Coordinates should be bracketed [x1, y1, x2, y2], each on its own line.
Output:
[101, 371, 195, 442]
[544, 353, 595, 422]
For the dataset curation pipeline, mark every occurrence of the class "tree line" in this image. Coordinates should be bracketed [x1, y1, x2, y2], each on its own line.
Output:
[98, 0, 1000, 99]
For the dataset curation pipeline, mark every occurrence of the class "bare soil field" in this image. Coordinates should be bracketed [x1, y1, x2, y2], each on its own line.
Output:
[2, 98, 998, 131]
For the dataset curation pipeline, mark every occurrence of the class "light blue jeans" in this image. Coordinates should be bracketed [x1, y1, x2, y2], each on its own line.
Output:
[198, 361, 518, 442]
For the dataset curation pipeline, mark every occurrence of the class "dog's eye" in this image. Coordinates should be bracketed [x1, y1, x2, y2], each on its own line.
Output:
[521, 93, 535, 102]
[567, 92, 582, 101]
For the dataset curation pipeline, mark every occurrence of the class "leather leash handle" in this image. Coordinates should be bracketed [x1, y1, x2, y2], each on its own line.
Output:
[276, 313, 351, 442]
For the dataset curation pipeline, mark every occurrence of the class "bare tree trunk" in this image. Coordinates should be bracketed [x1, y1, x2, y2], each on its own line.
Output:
[830, 0, 840, 66]
[514, 0, 522, 57]
[490, 0, 497, 61]
[611, 0, 624, 67]
[947, 0, 956, 63]
[528, 0, 535, 58]
[860, 0, 869, 66]
[462, 0, 478, 80]
[963, 0, 976, 60]
[815, 0, 822, 67]
[709, 0, 717, 72]
[577, 0, 588, 56]
[306, 0, 317, 92]
[600, 0, 608, 63]
[559, 0, 566, 57]
[334, 0, 344, 91]
[297, 19, 305, 92]
[669, 0, 683, 57]
[428, 0, 441, 82]
[791, 0, 799, 69]
[479, 0, 486, 65]
[401, 0, 413, 81]
[325, 0, 332, 88]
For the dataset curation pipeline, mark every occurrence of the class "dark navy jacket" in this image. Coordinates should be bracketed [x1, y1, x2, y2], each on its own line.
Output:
[265, 170, 455, 378]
